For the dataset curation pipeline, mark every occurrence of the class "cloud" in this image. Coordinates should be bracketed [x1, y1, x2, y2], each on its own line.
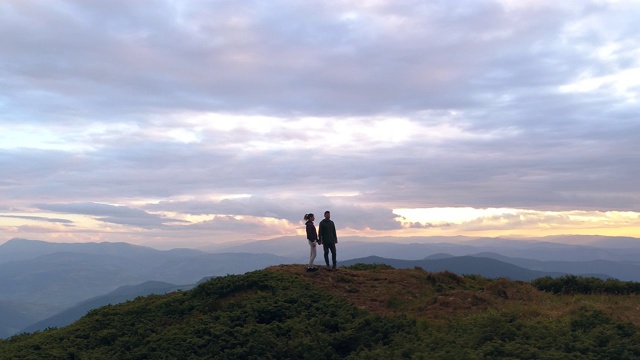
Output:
[1, 0, 639, 246]
[147, 195, 402, 231]
[0, 214, 73, 224]
[1, 0, 624, 120]
[35, 202, 187, 229]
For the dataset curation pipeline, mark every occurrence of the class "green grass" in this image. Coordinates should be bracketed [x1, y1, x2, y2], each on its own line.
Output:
[2, 265, 640, 359]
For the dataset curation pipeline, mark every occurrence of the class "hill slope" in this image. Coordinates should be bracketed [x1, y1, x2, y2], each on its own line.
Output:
[20, 281, 195, 335]
[340, 255, 567, 280]
[2, 265, 640, 359]
[0, 248, 295, 307]
[0, 301, 59, 340]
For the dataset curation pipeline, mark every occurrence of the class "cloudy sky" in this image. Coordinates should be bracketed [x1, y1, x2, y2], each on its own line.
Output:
[1, 0, 639, 249]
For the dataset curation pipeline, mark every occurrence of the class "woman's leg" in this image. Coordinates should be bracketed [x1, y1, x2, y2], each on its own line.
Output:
[308, 241, 317, 267]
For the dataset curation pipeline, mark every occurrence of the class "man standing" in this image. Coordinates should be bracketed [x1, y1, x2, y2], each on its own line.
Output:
[318, 210, 338, 270]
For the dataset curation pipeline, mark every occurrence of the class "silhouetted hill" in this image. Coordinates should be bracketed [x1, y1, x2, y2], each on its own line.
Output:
[209, 235, 640, 262]
[542, 235, 640, 248]
[424, 253, 456, 259]
[3, 265, 640, 358]
[20, 281, 195, 334]
[0, 238, 205, 265]
[0, 301, 59, 339]
[471, 252, 633, 280]
[340, 255, 566, 281]
[0, 239, 298, 338]
[0, 248, 296, 307]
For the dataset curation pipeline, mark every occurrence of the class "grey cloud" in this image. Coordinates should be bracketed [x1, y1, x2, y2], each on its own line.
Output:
[3, 105, 639, 215]
[37, 202, 149, 217]
[325, 204, 403, 231]
[147, 196, 402, 231]
[406, 221, 447, 229]
[36, 202, 186, 229]
[147, 197, 304, 221]
[0, 214, 73, 224]
[2, 0, 628, 122]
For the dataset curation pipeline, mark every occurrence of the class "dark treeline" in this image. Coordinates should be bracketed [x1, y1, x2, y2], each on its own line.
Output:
[532, 274, 640, 295]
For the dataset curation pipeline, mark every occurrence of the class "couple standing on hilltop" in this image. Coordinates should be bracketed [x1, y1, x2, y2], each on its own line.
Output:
[304, 211, 338, 272]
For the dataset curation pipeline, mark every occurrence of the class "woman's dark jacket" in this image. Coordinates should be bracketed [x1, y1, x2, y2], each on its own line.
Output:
[306, 220, 318, 241]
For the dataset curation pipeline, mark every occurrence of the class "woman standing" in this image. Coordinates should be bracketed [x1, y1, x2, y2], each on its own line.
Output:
[304, 213, 319, 272]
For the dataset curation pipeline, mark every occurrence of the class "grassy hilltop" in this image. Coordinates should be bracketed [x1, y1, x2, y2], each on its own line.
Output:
[2, 264, 640, 359]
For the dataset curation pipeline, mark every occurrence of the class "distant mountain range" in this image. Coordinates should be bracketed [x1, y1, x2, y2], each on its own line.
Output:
[340, 255, 611, 281]
[0, 238, 295, 338]
[20, 280, 195, 335]
[206, 234, 640, 262]
[2, 235, 640, 339]
[0, 239, 296, 306]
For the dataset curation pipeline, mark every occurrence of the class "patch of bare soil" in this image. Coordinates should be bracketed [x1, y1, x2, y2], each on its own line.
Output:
[267, 264, 537, 320]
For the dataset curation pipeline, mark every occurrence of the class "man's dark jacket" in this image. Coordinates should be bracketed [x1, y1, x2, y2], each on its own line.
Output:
[318, 219, 337, 244]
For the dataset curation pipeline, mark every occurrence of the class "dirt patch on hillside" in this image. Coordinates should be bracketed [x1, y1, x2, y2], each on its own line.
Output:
[267, 264, 640, 326]
[267, 264, 533, 320]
